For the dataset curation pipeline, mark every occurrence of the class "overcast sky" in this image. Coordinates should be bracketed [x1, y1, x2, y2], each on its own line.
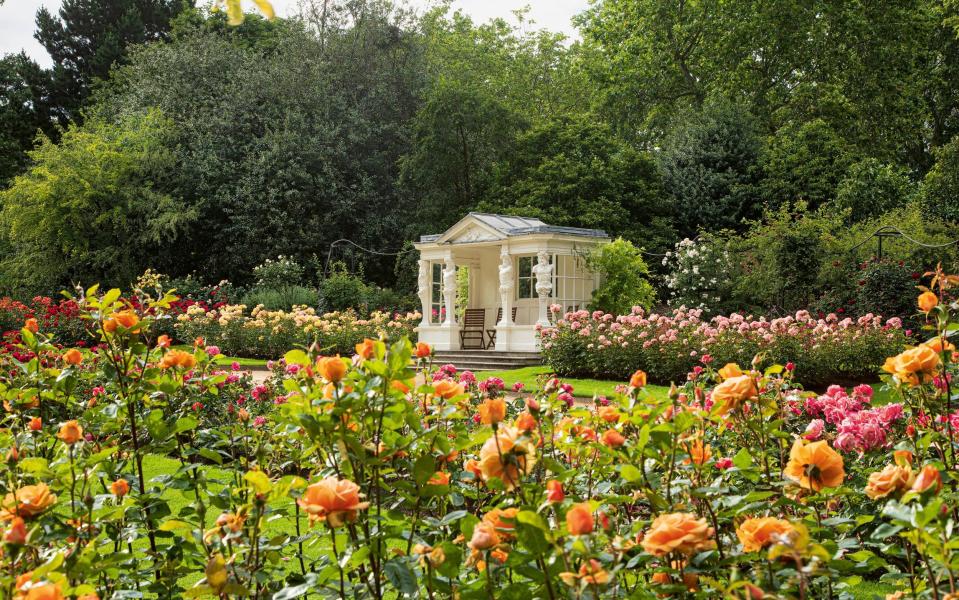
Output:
[0, 0, 590, 67]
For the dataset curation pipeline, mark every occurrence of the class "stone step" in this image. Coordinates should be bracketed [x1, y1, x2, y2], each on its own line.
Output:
[433, 351, 541, 360]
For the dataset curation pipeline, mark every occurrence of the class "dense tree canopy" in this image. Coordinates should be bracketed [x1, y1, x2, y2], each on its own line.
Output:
[1, 0, 959, 299]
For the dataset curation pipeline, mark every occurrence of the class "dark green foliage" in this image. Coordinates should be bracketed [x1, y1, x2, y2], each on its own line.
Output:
[34, 0, 191, 114]
[480, 116, 674, 252]
[760, 120, 855, 212]
[0, 53, 65, 185]
[834, 159, 914, 222]
[923, 136, 959, 222]
[658, 102, 762, 236]
[320, 263, 371, 313]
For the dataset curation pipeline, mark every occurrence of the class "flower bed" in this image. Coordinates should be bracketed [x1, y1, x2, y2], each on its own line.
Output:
[174, 303, 420, 358]
[0, 284, 957, 598]
[540, 306, 907, 388]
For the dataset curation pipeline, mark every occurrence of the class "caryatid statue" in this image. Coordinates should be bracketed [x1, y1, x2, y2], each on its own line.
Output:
[417, 259, 430, 326]
[497, 248, 514, 326]
[532, 251, 553, 326]
[442, 257, 457, 325]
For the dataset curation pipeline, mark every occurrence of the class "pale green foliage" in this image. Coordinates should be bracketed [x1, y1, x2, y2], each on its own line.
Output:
[0, 109, 192, 293]
[587, 238, 656, 314]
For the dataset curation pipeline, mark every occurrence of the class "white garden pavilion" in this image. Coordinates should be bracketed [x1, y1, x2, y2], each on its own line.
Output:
[414, 213, 609, 352]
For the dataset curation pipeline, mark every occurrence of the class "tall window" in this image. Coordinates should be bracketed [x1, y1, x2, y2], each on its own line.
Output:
[552, 253, 595, 314]
[431, 262, 443, 323]
[516, 254, 557, 299]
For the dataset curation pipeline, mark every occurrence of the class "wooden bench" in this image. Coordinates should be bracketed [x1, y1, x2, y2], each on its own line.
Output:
[459, 308, 487, 349]
[486, 307, 518, 349]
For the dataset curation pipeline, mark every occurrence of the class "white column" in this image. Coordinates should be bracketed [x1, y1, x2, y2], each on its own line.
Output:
[497, 246, 514, 326]
[442, 256, 457, 326]
[417, 259, 430, 327]
[533, 250, 553, 327]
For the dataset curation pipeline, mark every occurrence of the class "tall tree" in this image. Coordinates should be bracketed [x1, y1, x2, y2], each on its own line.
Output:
[93, 3, 425, 284]
[480, 116, 673, 252]
[0, 53, 65, 185]
[35, 0, 192, 115]
[658, 102, 762, 236]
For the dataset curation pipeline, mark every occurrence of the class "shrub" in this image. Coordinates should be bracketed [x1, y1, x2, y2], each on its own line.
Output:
[540, 306, 906, 388]
[587, 238, 656, 314]
[662, 234, 735, 314]
[175, 303, 419, 358]
[252, 255, 305, 289]
[240, 285, 319, 311]
[319, 261, 370, 312]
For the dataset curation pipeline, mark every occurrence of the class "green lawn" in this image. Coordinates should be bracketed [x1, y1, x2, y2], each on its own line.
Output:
[172, 345, 269, 368]
[475, 365, 896, 405]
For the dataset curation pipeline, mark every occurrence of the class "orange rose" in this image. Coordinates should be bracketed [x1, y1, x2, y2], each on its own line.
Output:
[483, 507, 518, 538]
[77, 594, 99, 600]
[566, 502, 595, 535]
[925, 336, 955, 354]
[468, 521, 500, 550]
[428, 471, 450, 486]
[355, 338, 376, 359]
[783, 438, 845, 491]
[317, 356, 347, 383]
[683, 438, 712, 466]
[104, 311, 140, 334]
[414, 342, 432, 358]
[598, 406, 620, 423]
[24, 318, 39, 333]
[882, 345, 941, 386]
[559, 559, 611, 587]
[629, 370, 647, 388]
[912, 465, 942, 494]
[57, 421, 83, 445]
[736, 517, 795, 552]
[918, 291, 939, 313]
[479, 398, 506, 425]
[28, 417, 41, 432]
[601, 429, 626, 448]
[710, 375, 758, 416]
[434, 379, 464, 400]
[478, 426, 537, 490]
[546, 480, 564, 503]
[641, 512, 715, 556]
[111, 478, 130, 497]
[4, 516, 26, 544]
[159, 349, 197, 370]
[157, 334, 172, 348]
[62, 349, 82, 366]
[391, 380, 411, 394]
[514, 411, 536, 431]
[865, 463, 915, 500]
[18, 581, 64, 600]
[894, 450, 914, 467]
[464, 459, 483, 479]
[717, 362, 744, 380]
[298, 476, 369, 527]
[1, 483, 57, 520]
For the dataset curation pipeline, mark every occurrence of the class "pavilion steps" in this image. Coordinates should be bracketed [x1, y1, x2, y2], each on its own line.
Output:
[431, 350, 542, 372]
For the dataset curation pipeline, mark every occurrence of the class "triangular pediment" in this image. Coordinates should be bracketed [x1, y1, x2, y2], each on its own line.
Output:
[436, 215, 507, 244]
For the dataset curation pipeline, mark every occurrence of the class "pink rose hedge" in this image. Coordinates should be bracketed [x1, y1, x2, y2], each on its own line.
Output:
[540, 306, 907, 387]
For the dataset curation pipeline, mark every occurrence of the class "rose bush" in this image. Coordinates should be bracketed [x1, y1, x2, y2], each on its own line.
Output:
[174, 302, 419, 358]
[540, 305, 907, 388]
[0, 282, 956, 599]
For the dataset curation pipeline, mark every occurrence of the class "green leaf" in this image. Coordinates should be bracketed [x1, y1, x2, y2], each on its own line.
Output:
[384, 559, 417, 595]
[284, 349, 309, 367]
[620, 464, 643, 483]
[244, 470, 273, 494]
[413, 454, 435, 487]
[732, 448, 753, 470]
